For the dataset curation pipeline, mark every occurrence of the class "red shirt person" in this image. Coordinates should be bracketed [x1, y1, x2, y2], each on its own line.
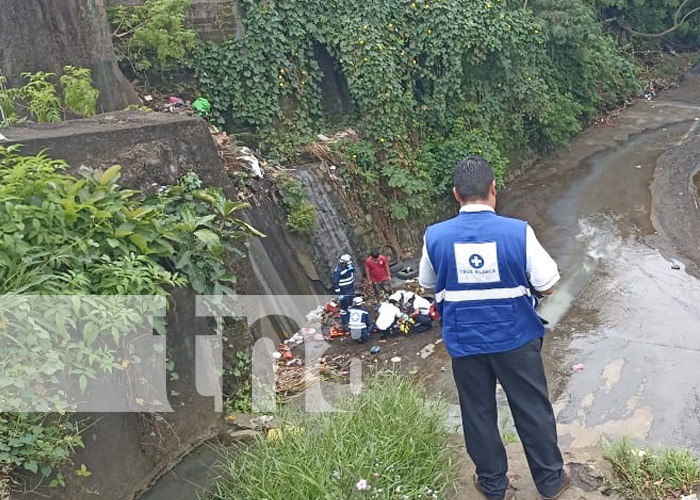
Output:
[365, 249, 392, 296]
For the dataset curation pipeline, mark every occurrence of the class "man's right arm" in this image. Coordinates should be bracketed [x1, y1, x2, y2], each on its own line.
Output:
[418, 236, 436, 290]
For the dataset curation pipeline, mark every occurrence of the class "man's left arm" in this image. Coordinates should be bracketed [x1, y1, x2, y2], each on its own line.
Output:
[418, 236, 437, 290]
[526, 225, 560, 295]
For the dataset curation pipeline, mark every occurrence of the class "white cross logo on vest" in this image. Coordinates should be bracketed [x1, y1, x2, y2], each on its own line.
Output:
[469, 254, 484, 269]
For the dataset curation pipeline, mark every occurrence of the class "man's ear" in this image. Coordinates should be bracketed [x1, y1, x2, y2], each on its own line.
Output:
[490, 180, 497, 198]
[453, 187, 462, 204]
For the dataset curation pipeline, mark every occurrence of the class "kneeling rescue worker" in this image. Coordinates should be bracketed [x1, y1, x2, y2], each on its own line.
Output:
[347, 296, 373, 343]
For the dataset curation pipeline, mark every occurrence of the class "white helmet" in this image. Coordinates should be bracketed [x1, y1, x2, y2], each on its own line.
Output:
[340, 254, 352, 263]
[353, 296, 364, 306]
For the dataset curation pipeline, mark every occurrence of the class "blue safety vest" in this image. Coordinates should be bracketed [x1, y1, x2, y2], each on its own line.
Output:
[348, 307, 370, 331]
[424, 210, 544, 357]
[333, 264, 356, 294]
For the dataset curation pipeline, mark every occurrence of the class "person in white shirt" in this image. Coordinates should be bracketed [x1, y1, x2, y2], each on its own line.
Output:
[374, 300, 402, 338]
[406, 294, 433, 333]
[388, 290, 416, 311]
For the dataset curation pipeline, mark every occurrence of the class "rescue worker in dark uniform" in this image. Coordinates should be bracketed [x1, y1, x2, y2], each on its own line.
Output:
[347, 296, 373, 343]
[332, 254, 356, 327]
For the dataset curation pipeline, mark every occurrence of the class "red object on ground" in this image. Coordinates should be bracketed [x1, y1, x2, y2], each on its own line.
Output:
[324, 301, 340, 315]
[365, 255, 389, 283]
[283, 349, 294, 360]
[329, 326, 347, 338]
[428, 302, 441, 322]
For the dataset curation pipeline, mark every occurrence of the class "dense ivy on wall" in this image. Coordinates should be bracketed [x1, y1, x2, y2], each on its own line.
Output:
[194, 0, 640, 218]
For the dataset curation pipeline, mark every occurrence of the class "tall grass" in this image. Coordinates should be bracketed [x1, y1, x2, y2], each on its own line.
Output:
[210, 373, 458, 499]
[604, 438, 700, 500]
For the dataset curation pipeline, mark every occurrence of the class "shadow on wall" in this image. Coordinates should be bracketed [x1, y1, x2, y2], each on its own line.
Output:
[314, 43, 354, 122]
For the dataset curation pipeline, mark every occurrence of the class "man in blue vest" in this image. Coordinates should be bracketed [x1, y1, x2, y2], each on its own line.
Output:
[347, 296, 373, 343]
[333, 254, 356, 327]
[419, 157, 569, 500]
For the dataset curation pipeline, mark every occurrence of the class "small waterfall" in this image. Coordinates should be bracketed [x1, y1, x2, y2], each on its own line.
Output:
[296, 167, 357, 285]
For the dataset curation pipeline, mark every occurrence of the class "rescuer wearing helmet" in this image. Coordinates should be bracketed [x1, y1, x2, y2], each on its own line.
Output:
[332, 254, 356, 327]
[347, 296, 373, 343]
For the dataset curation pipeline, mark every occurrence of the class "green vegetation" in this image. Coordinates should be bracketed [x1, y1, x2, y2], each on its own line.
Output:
[604, 438, 700, 499]
[0, 147, 260, 484]
[596, 0, 700, 44]
[108, 0, 198, 73]
[0, 414, 81, 483]
[211, 373, 457, 499]
[0, 67, 100, 126]
[194, 0, 640, 219]
[279, 175, 317, 234]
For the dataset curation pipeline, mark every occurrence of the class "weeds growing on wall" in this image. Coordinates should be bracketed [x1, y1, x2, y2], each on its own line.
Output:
[0, 67, 101, 126]
[279, 175, 317, 234]
[194, 0, 640, 219]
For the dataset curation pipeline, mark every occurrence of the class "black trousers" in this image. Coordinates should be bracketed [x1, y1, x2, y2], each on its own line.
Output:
[452, 338, 563, 499]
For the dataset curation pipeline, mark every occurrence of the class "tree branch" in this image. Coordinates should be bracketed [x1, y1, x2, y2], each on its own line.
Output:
[624, 0, 700, 39]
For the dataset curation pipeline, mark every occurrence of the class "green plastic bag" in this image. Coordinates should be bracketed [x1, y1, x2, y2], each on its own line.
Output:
[192, 97, 211, 116]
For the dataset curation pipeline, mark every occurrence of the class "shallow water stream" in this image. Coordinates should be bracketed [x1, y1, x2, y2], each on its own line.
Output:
[140, 72, 700, 499]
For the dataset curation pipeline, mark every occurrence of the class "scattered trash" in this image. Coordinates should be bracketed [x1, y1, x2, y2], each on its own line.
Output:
[168, 96, 185, 107]
[235, 146, 263, 179]
[681, 494, 698, 500]
[420, 343, 436, 359]
[313, 333, 325, 342]
[671, 264, 681, 270]
[285, 358, 302, 367]
[143, 95, 153, 102]
[572, 364, 585, 372]
[250, 415, 274, 428]
[440, 366, 447, 372]
[272, 351, 282, 360]
[634, 165, 642, 169]
[192, 97, 211, 116]
[644, 91, 656, 101]
[284, 332, 304, 346]
[390, 356, 402, 363]
[356, 478, 369, 491]
[370, 346, 382, 355]
[0, 133, 7, 142]
[300, 327, 316, 335]
[282, 349, 294, 361]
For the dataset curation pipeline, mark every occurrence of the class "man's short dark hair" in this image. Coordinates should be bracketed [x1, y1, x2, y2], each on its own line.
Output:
[370, 248, 379, 258]
[453, 156, 494, 202]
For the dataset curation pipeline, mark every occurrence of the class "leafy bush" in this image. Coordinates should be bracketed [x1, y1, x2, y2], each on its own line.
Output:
[604, 438, 700, 499]
[0, 147, 261, 484]
[0, 414, 81, 480]
[60, 66, 100, 118]
[108, 0, 199, 73]
[279, 176, 317, 234]
[210, 373, 457, 499]
[0, 68, 101, 125]
[16, 72, 62, 124]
